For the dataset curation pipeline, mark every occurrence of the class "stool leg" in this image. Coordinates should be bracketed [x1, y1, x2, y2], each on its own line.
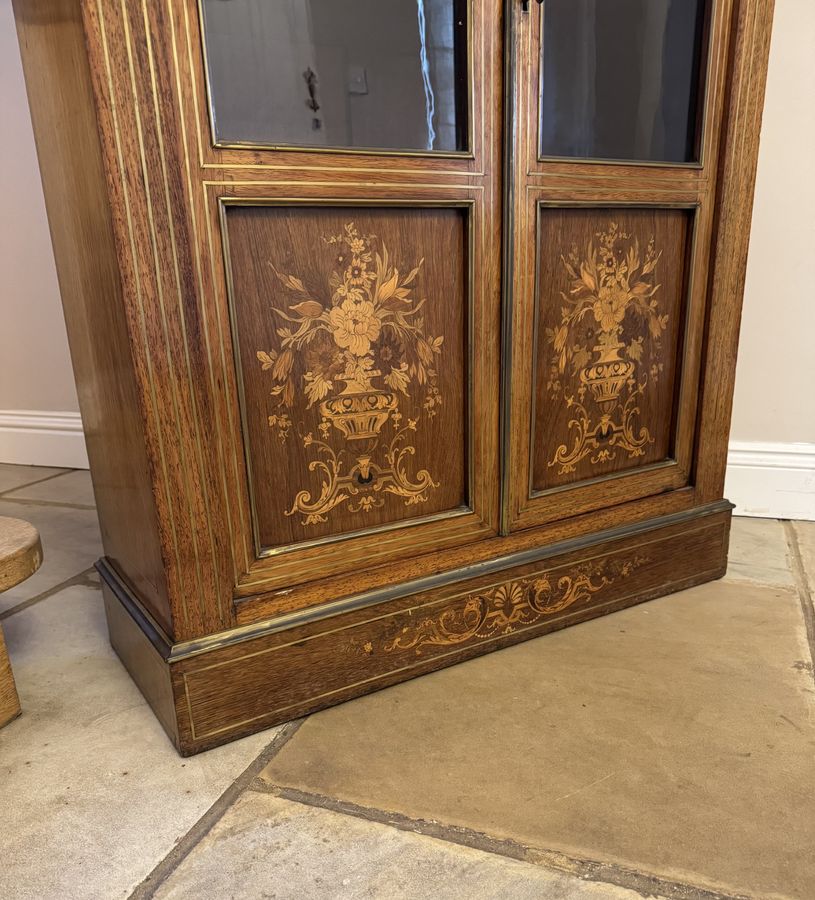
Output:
[0, 624, 21, 728]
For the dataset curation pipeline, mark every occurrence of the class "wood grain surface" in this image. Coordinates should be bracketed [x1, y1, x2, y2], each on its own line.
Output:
[0, 628, 21, 729]
[0, 517, 42, 593]
[0, 516, 42, 728]
[531, 207, 691, 491]
[14, 0, 774, 753]
[13, 0, 172, 633]
[226, 205, 469, 550]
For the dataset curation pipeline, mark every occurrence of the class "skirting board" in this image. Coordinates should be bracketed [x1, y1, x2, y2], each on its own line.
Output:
[0, 420, 810, 521]
[725, 441, 815, 521]
[0, 409, 88, 469]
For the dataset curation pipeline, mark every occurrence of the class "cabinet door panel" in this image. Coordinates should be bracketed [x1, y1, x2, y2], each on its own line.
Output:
[504, 0, 731, 532]
[531, 206, 692, 492]
[224, 203, 470, 554]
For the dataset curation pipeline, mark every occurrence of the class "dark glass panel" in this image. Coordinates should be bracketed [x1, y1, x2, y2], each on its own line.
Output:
[201, 0, 469, 153]
[540, 0, 708, 163]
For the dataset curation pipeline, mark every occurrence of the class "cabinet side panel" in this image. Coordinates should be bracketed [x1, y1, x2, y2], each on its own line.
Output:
[13, 0, 171, 633]
[695, 0, 775, 498]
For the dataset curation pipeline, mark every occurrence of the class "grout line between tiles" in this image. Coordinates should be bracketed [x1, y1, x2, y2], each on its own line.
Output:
[250, 783, 748, 900]
[0, 496, 97, 511]
[0, 567, 100, 621]
[126, 719, 305, 900]
[0, 469, 75, 498]
[783, 521, 815, 687]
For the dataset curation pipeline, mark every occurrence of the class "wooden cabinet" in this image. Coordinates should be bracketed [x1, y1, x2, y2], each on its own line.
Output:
[14, 0, 774, 754]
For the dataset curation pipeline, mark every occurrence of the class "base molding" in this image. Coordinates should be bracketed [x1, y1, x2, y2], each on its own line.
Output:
[725, 440, 815, 521]
[100, 503, 732, 755]
[0, 409, 89, 469]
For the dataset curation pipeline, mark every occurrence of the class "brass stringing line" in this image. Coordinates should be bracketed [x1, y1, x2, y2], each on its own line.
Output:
[191, 563, 724, 739]
[202, 182, 484, 191]
[513, 5, 532, 519]
[182, 0, 206, 170]
[142, 1, 223, 621]
[524, 170, 708, 181]
[251, 508, 473, 562]
[524, 185, 705, 197]
[525, 201, 542, 503]
[479, 0, 485, 167]
[182, 1, 253, 574]
[239, 520, 488, 590]
[200, 183, 254, 571]
[183, 678, 198, 739]
[95, 0, 188, 627]
[476, 0, 489, 521]
[703, 0, 729, 168]
[240, 505, 482, 577]
[199, 162, 483, 177]
[167, 0, 244, 583]
[515, 27, 532, 519]
[215, 518, 720, 667]
[528, 458, 678, 500]
[705, 0, 721, 166]
[119, 0, 208, 621]
[667, 208, 706, 471]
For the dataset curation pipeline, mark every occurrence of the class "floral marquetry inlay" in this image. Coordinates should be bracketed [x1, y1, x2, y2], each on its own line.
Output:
[369, 554, 649, 655]
[545, 222, 669, 474]
[256, 223, 445, 525]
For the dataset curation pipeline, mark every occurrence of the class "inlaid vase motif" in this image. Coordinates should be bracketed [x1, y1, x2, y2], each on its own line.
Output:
[545, 222, 669, 473]
[256, 223, 444, 525]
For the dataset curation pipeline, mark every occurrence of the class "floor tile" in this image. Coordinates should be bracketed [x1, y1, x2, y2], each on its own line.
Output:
[0, 464, 67, 495]
[725, 515, 795, 586]
[0, 500, 102, 615]
[153, 791, 641, 900]
[4, 469, 95, 507]
[0, 584, 279, 900]
[262, 579, 815, 899]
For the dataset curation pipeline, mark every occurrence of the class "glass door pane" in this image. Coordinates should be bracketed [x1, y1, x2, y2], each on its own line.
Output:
[540, 0, 709, 163]
[200, 0, 470, 153]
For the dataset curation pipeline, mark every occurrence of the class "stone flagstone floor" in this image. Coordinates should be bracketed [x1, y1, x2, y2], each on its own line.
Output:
[0, 462, 813, 899]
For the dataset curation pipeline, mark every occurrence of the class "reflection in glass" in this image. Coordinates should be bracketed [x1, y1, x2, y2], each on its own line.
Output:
[540, 0, 708, 163]
[200, 0, 469, 153]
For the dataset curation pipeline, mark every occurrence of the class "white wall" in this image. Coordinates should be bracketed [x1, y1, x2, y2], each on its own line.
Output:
[725, 0, 815, 519]
[1, 0, 812, 514]
[0, 0, 86, 468]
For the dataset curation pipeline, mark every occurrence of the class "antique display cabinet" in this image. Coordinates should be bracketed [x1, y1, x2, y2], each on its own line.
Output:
[15, 0, 774, 754]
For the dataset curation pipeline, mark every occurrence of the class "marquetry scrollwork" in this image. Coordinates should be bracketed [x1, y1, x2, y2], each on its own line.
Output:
[546, 223, 668, 474]
[256, 223, 444, 525]
[377, 554, 649, 655]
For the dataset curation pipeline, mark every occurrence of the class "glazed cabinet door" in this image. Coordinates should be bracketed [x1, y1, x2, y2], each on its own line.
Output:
[190, 0, 501, 611]
[79, 0, 501, 633]
[503, 0, 733, 531]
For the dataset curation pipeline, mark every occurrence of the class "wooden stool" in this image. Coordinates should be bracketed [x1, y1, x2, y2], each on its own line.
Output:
[0, 517, 43, 728]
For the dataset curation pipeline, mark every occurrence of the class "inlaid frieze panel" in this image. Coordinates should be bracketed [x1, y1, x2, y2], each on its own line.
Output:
[174, 509, 731, 749]
[223, 205, 469, 552]
[531, 207, 692, 493]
